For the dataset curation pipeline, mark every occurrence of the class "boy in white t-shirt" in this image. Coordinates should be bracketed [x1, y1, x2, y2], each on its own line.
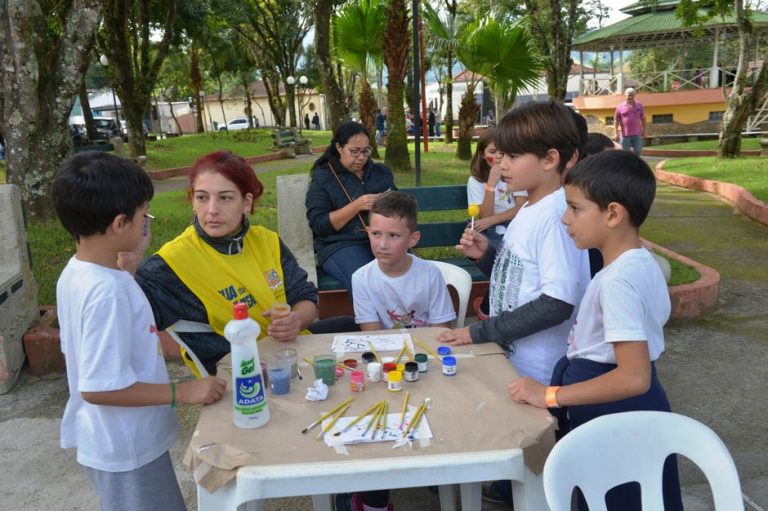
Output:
[352, 191, 456, 330]
[53, 153, 227, 510]
[509, 150, 682, 510]
[439, 101, 590, 386]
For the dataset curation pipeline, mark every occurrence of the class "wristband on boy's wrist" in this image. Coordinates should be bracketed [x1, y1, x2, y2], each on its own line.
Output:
[485, 185, 495, 193]
[545, 386, 561, 408]
[170, 382, 176, 408]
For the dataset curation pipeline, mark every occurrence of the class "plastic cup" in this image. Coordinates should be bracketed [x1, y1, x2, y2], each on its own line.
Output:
[274, 347, 298, 378]
[269, 362, 291, 395]
[313, 354, 336, 386]
[270, 302, 291, 320]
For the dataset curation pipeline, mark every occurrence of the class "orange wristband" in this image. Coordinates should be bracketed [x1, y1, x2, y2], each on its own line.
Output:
[545, 386, 561, 408]
[485, 185, 495, 193]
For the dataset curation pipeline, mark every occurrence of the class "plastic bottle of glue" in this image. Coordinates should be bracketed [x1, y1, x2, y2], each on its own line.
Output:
[224, 302, 270, 428]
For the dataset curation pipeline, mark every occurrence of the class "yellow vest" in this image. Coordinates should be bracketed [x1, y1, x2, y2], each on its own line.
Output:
[158, 225, 289, 338]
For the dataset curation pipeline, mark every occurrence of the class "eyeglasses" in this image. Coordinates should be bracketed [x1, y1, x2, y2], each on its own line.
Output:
[347, 147, 373, 158]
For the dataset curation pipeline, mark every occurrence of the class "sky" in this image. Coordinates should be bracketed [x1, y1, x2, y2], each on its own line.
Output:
[597, 0, 633, 27]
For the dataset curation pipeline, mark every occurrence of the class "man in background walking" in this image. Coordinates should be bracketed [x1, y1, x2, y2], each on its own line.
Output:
[613, 87, 647, 156]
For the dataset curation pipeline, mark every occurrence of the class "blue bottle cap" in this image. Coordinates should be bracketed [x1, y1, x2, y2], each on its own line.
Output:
[437, 346, 451, 356]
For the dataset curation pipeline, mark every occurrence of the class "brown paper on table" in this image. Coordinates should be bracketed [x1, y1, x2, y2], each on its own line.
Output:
[185, 328, 556, 493]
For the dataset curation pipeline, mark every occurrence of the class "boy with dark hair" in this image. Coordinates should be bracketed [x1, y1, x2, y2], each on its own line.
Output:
[509, 150, 682, 510]
[53, 152, 226, 510]
[439, 101, 590, 386]
[352, 191, 455, 330]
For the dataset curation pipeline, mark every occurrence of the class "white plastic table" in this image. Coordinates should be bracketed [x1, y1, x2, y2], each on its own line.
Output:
[186, 328, 555, 511]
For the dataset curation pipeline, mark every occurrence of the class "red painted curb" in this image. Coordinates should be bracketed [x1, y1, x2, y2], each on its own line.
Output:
[655, 160, 768, 226]
[642, 240, 720, 319]
[149, 146, 325, 180]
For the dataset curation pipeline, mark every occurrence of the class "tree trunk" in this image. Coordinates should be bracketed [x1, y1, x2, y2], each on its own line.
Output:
[456, 86, 478, 160]
[717, 0, 768, 157]
[384, 0, 412, 171]
[314, 0, 348, 132]
[359, 80, 380, 159]
[0, 1, 102, 218]
[168, 100, 183, 135]
[79, 79, 99, 141]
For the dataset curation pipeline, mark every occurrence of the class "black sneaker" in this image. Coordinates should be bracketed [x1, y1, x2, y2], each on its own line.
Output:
[481, 481, 514, 507]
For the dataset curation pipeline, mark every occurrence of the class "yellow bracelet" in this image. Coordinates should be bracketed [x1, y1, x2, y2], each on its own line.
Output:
[545, 386, 561, 408]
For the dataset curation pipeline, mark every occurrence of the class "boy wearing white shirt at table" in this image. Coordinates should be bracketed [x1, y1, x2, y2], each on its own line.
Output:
[509, 150, 683, 510]
[352, 191, 456, 331]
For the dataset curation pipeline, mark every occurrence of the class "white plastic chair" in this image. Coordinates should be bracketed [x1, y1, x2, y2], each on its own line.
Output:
[429, 260, 472, 328]
[165, 320, 213, 379]
[543, 411, 744, 511]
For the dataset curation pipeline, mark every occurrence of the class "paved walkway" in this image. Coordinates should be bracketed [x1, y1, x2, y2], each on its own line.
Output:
[1, 161, 766, 510]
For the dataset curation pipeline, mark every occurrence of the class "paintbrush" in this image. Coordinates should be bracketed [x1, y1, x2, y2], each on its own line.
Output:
[398, 391, 410, 429]
[402, 400, 427, 438]
[412, 336, 440, 360]
[367, 340, 381, 363]
[301, 396, 354, 433]
[374, 401, 389, 439]
[334, 400, 387, 436]
[361, 401, 386, 437]
[316, 402, 351, 440]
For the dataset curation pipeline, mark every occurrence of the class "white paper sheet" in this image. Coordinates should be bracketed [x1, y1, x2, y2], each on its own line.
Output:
[331, 333, 414, 355]
[321, 408, 433, 446]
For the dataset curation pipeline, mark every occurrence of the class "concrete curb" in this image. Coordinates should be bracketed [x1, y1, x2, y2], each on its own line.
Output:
[655, 159, 768, 226]
[642, 239, 720, 319]
[149, 146, 325, 180]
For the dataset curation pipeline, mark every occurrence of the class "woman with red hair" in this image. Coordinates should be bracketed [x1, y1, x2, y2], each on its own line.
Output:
[135, 151, 318, 374]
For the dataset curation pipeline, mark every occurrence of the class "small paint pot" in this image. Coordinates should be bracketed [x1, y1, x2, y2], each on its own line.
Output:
[334, 366, 344, 378]
[396, 363, 405, 373]
[367, 362, 382, 383]
[442, 356, 457, 376]
[268, 363, 291, 395]
[382, 362, 397, 374]
[350, 370, 365, 392]
[387, 370, 404, 392]
[414, 353, 428, 372]
[404, 361, 419, 382]
[361, 352, 377, 364]
[343, 358, 358, 369]
[437, 346, 452, 357]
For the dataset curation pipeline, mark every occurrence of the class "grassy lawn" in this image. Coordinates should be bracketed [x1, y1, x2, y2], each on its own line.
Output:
[26, 139, 699, 304]
[654, 137, 761, 151]
[143, 129, 334, 170]
[661, 156, 768, 203]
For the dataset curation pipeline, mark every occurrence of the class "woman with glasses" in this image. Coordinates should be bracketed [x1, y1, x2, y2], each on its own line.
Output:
[306, 121, 396, 294]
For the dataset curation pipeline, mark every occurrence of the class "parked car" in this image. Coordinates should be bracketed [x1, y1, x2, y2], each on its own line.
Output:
[90, 117, 121, 140]
[219, 117, 253, 131]
[69, 124, 88, 146]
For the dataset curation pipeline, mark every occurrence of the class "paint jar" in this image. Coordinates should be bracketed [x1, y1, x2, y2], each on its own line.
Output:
[313, 354, 336, 386]
[343, 358, 358, 369]
[415, 353, 429, 372]
[382, 362, 397, 375]
[350, 370, 365, 392]
[335, 366, 344, 379]
[367, 362, 382, 383]
[387, 370, 404, 392]
[404, 361, 419, 382]
[274, 347, 298, 378]
[396, 363, 406, 373]
[362, 352, 377, 365]
[442, 356, 457, 376]
[268, 362, 291, 395]
[437, 346, 451, 357]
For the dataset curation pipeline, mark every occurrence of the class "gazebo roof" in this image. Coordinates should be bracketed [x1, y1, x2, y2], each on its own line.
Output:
[573, 0, 768, 51]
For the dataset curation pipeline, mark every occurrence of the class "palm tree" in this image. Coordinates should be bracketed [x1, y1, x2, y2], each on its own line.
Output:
[334, 0, 385, 157]
[426, 10, 541, 159]
[383, 0, 412, 170]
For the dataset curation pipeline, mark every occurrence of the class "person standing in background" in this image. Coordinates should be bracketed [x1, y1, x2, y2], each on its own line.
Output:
[304, 113, 311, 131]
[613, 88, 647, 156]
[312, 112, 320, 130]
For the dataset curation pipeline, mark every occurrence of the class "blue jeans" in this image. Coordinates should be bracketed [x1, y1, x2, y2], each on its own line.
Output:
[621, 135, 643, 156]
[321, 244, 375, 295]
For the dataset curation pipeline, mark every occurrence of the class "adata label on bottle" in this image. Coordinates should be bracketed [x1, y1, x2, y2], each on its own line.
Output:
[234, 357, 267, 414]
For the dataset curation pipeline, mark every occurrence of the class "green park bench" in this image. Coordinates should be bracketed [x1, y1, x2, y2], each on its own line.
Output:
[276, 175, 488, 318]
[272, 128, 311, 158]
[73, 142, 114, 153]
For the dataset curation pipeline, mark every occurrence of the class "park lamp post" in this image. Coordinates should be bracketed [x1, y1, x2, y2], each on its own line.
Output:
[98, 54, 121, 138]
[287, 75, 308, 135]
